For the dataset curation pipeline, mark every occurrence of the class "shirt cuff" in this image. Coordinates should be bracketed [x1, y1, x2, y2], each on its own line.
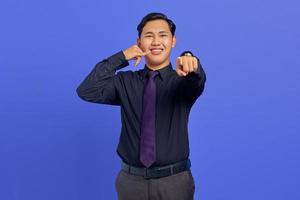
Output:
[107, 51, 129, 70]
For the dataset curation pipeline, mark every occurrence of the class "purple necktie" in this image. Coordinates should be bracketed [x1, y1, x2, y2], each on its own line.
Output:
[140, 70, 159, 168]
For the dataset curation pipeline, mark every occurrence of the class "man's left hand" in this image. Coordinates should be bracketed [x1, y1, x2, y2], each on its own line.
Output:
[176, 55, 198, 77]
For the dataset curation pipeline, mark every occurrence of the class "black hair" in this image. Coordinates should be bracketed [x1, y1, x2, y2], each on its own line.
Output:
[137, 12, 176, 38]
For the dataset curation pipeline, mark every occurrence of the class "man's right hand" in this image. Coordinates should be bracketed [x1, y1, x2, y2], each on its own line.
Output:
[123, 45, 150, 67]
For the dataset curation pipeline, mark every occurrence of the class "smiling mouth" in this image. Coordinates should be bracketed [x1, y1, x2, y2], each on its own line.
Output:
[150, 48, 164, 55]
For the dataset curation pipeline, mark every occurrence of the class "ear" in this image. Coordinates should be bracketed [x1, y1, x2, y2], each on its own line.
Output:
[137, 38, 141, 48]
[172, 36, 177, 48]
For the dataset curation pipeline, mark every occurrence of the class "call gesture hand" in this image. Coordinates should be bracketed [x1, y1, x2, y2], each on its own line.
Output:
[123, 45, 150, 67]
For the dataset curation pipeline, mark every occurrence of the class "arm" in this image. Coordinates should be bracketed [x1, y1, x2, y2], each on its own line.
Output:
[76, 51, 129, 105]
[177, 51, 207, 104]
[76, 45, 150, 105]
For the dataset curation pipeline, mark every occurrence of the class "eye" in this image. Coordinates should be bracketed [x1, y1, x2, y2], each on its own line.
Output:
[144, 35, 153, 38]
[160, 34, 168, 37]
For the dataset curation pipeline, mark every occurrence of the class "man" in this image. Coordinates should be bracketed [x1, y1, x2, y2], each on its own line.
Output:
[77, 12, 206, 200]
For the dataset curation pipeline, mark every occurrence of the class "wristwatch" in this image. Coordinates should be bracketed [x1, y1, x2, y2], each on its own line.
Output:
[180, 51, 194, 57]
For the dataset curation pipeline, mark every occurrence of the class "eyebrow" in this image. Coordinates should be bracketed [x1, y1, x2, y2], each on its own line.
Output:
[143, 31, 169, 35]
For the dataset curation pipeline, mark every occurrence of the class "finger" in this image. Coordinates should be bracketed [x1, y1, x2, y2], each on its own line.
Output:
[141, 50, 151, 56]
[176, 68, 187, 76]
[192, 57, 198, 71]
[176, 57, 181, 67]
[136, 48, 150, 56]
[176, 57, 187, 76]
[188, 57, 193, 72]
[179, 57, 183, 66]
[182, 57, 189, 73]
[177, 56, 184, 67]
[134, 56, 142, 67]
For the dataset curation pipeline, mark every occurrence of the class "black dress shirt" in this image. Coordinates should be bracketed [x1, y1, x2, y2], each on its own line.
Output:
[76, 51, 206, 167]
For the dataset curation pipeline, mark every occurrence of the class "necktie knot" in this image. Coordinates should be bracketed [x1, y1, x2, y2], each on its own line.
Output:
[148, 71, 159, 79]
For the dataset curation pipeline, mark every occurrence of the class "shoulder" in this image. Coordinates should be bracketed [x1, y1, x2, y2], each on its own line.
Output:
[116, 69, 144, 80]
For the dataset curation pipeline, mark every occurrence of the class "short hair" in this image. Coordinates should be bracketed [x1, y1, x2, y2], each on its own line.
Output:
[137, 12, 176, 38]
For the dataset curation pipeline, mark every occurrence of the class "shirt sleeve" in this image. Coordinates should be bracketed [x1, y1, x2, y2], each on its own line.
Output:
[76, 51, 129, 105]
[178, 54, 207, 106]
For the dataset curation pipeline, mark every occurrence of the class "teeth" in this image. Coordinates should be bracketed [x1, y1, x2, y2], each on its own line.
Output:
[151, 49, 163, 52]
[151, 49, 162, 54]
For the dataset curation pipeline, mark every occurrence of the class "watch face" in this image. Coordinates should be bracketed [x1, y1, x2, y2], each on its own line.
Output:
[184, 53, 193, 57]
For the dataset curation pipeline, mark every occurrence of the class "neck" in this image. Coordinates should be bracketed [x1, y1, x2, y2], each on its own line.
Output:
[146, 61, 170, 71]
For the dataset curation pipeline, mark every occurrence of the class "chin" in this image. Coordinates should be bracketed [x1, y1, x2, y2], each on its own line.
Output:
[146, 56, 168, 67]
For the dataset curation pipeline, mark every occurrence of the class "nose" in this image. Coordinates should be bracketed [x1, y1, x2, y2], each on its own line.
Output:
[151, 36, 160, 46]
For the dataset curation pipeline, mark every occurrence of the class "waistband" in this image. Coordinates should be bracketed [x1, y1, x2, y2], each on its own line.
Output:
[122, 159, 191, 179]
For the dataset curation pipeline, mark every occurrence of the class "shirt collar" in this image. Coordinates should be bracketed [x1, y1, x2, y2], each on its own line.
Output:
[141, 63, 173, 81]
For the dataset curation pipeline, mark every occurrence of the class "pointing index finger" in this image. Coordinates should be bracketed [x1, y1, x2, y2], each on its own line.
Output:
[141, 50, 151, 56]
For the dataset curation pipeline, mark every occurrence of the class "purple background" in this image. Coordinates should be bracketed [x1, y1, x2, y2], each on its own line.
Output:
[1, 0, 300, 199]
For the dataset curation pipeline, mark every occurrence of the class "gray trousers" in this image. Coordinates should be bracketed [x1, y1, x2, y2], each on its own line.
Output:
[115, 169, 195, 200]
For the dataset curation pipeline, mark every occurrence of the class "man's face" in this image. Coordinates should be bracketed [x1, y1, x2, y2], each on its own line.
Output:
[137, 19, 176, 69]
